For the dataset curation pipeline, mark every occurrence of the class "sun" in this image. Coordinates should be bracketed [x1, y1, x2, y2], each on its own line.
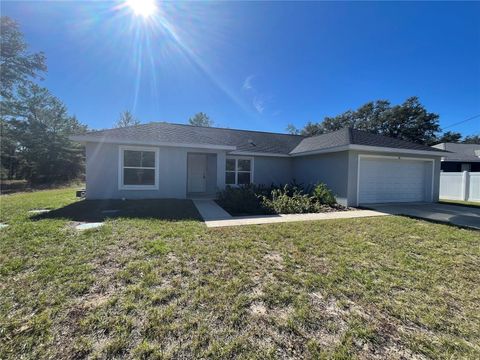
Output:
[126, 0, 158, 18]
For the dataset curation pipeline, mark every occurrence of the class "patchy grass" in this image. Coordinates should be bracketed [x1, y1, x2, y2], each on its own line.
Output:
[1, 188, 479, 359]
[440, 199, 480, 208]
[0, 179, 84, 195]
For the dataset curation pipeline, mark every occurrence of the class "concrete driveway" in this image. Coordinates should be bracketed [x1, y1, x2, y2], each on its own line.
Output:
[365, 202, 480, 230]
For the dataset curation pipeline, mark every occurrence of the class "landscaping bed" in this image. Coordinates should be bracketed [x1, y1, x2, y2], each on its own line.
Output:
[217, 182, 350, 216]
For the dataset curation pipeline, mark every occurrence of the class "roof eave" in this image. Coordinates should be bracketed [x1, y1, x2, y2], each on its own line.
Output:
[228, 151, 290, 157]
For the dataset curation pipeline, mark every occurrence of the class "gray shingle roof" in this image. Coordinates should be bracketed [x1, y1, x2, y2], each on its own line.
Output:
[74, 122, 447, 156]
[432, 143, 480, 162]
[76, 122, 304, 155]
[74, 122, 233, 148]
[290, 128, 444, 154]
[289, 128, 352, 154]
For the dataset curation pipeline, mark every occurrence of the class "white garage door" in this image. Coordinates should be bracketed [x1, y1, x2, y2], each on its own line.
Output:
[358, 157, 431, 204]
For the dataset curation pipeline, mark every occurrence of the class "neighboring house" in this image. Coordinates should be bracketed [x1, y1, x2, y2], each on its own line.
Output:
[71, 123, 447, 207]
[431, 142, 480, 172]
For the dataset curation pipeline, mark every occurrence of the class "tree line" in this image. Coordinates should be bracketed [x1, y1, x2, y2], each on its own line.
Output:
[179, 106, 478, 147]
[287, 97, 479, 145]
[1, 16, 88, 183]
[0, 17, 146, 184]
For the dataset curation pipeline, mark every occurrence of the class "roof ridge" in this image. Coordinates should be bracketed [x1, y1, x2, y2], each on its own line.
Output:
[149, 121, 305, 138]
[84, 121, 306, 138]
[301, 127, 350, 140]
[85, 122, 154, 135]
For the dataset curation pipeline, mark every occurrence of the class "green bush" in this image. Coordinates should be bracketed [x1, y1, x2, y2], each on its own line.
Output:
[260, 184, 336, 214]
[217, 182, 339, 215]
[261, 186, 315, 214]
[312, 183, 336, 205]
[216, 185, 273, 216]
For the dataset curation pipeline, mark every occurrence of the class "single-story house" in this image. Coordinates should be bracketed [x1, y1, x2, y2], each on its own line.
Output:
[431, 142, 480, 172]
[71, 123, 447, 207]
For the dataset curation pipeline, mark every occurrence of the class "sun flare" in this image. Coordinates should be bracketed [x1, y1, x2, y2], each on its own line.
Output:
[126, 0, 157, 18]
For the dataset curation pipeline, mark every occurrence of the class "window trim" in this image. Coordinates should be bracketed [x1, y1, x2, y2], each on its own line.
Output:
[225, 156, 254, 186]
[118, 145, 159, 190]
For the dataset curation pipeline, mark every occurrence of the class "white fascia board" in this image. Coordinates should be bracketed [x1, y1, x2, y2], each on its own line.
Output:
[441, 158, 480, 163]
[228, 151, 290, 158]
[290, 144, 446, 157]
[348, 144, 447, 156]
[69, 136, 237, 151]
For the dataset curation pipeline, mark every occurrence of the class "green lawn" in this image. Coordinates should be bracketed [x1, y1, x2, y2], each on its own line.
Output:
[440, 199, 480, 208]
[1, 188, 479, 359]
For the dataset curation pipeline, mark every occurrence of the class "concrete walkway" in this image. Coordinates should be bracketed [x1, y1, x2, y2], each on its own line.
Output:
[192, 200, 388, 228]
[193, 200, 232, 221]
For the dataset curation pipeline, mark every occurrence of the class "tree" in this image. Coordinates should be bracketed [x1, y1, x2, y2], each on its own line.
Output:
[0, 118, 19, 179]
[115, 110, 140, 128]
[297, 97, 441, 144]
[189, 112, 213, 127]
[286, 123, 299, 135]
[3, 84, 87, 183]
[1, 16, 49, 181]
[0, 16, 46, 101]
[0, 17, 87, 183]
[434, 131, 462, 144]
[299, 121, 325, 136]
[384, 97, 440, 145]
[463, 134, 480, 144]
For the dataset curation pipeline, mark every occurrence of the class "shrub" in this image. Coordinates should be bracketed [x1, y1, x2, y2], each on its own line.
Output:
[262, 185, 325, 214]
[312, 183, 336, 205]
[216, 185, 273, 215]
[217, 182, 339, 215]
[261, 186, 317, 214]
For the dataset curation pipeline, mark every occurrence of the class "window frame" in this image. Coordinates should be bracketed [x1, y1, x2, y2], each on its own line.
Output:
[118, 145, 159, 190]
[225, 156, 254, 186]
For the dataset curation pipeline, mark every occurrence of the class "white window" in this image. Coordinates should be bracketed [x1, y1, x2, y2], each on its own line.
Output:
[118, 146, 159, 190]
[225, 157, 253, 186]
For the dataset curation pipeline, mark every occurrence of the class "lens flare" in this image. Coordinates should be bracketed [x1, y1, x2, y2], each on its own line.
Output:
[107, 1, 253, 117]
[126, 0, 157, 18]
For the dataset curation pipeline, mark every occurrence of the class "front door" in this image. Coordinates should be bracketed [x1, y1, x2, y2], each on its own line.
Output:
[188, 154, 207, 193]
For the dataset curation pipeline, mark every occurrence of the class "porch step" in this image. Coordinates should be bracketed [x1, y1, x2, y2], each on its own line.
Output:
[193, 200, 232, 221]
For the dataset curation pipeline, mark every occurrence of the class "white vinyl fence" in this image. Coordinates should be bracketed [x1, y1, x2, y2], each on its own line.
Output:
[440, 171, 480, 202]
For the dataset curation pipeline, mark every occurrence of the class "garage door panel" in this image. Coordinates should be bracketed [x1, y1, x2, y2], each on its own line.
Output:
[359, 157, 430, 204]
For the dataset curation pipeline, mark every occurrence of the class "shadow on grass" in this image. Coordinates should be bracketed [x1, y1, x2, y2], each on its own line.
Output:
[439, 201, 480, 209]
[359, 205, 479, 231]
[397, 214, 480, 231]
[31, 199, 202, 222]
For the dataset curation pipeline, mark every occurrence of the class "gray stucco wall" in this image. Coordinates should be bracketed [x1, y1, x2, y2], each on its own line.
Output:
[292, 151, 350, 206]
[85, 142, 441, 206]
[85, 142, 226, 199]
[290, 150, 441, 207]
[253, 156, 293, 186]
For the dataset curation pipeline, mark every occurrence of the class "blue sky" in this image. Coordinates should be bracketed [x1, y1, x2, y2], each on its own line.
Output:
[2, 1, 480, 136]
